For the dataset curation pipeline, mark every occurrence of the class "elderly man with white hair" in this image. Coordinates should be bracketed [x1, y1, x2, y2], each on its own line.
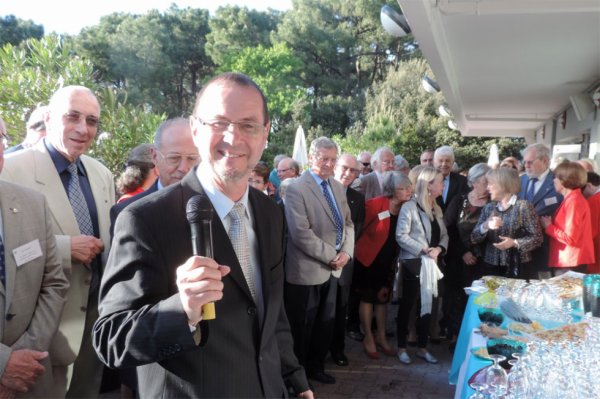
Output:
[356, 146, 395, 200]
[433, 145, 468, 212]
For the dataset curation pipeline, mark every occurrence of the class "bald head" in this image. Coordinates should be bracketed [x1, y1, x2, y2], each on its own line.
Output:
[335, 153, 360, 187]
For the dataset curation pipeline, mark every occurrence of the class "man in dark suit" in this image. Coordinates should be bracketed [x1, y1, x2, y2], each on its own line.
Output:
[330, 153, 365, 365]
[433, 145, 468, 340]
[284, 137, 354, 385]
[518, 143, 563, 279]
[93, 73, 311, 398]
[109, 118, 198, 239]
[434, 145, 468, 212]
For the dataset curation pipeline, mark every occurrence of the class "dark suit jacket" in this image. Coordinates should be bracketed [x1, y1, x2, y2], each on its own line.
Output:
[93, 169, 308, 398]
[109, 181, 159, 241]
[518, 172, 563, 217]
[339, 187, 365, 286]
[437, 172, 468, 212]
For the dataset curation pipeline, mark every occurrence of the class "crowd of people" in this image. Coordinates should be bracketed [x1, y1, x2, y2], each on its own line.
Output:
[0, 72, 598, 398]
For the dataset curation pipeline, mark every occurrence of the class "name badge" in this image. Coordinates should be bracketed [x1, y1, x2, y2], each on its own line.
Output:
[12, 239, 43, 267]
[378, 210, 391, 220]
[544, 196, 558, 206]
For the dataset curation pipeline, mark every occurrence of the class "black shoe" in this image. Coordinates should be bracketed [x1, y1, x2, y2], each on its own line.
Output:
[331, 352, 349, 366]
[307, 371, 336, 384]
[346, 329, 364, 342]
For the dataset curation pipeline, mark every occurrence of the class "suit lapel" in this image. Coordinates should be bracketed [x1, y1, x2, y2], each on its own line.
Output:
[532, 172, 553, 205]
[32, 146, 79, 236]
[304, 173, 337, 225]
[0, 185, 20, 309]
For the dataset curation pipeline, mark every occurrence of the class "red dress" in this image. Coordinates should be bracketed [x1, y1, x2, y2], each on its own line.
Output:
[545, 189, 595, 268]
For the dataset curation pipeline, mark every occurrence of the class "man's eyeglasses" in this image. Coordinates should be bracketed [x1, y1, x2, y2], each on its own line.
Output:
[63, 111, 100, 128]
[337, 165, 359, 174]
[194, 117, 266, 137]
[157, 151, 200, 167]
[314, 155, 337, 165]
[277, 167, 292, 174]
[361, 162, 371, 167]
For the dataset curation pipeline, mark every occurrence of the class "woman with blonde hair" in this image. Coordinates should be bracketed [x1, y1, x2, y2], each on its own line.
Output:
[395, 167, 447, 365]
[472, 167, 542, 278]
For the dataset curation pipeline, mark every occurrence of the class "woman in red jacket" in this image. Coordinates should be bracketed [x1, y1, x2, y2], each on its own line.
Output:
[541, 161, 595, 275]
[354, 171, 412, 359]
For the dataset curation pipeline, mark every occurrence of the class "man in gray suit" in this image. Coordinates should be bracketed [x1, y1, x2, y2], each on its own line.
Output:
[356, 146, 395, 200]
[0, 119, 69, 397]
[285, 137, 354, 385]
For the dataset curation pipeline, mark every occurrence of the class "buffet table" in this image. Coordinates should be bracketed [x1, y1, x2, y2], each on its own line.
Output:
[449, 274, 587, 399]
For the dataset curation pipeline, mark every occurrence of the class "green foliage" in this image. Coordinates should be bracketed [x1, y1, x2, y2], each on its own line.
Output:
[206, 6, 281, 65]
[0, 35, 96, 141]
[89, 88, 165, 176]
[74, 6, 213, 117]
[335, 59, 525, 168]
[0, 15, 44, 46]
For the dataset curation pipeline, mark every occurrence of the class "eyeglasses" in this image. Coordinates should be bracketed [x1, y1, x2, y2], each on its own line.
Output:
[277, 167, 293, 174]
[360, 162, 371, 167]
[314, 155, 337, 165]
[336, 165, 359, 174]
[194, 117, 266, 137]
[63, 111, 100, 128]
[380, 159, 395, 166]
[157, 150, 200, 166]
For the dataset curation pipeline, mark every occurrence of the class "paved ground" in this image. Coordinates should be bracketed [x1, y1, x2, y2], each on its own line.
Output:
[311, 304, 456, 399]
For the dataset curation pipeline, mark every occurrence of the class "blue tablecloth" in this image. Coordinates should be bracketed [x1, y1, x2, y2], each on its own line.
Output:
[449, 294, 480, 384]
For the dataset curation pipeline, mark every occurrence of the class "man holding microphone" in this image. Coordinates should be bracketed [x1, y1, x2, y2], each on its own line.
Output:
[93, 73, 311, 398]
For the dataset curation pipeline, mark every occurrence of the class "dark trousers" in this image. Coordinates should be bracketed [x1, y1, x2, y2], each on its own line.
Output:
[285, 276, 338, 373]
[396, 269, 431, 349]
[330, 282, 350, 355]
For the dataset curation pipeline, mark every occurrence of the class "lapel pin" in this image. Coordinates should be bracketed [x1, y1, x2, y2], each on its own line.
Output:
[10, 208, 19, 214]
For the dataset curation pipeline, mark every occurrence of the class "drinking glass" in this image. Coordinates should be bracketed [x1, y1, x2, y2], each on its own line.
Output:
[485, 354, 508, 399]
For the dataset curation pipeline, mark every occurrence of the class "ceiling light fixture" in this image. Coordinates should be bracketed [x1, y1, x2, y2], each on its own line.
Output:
[380, 5, 411, 37]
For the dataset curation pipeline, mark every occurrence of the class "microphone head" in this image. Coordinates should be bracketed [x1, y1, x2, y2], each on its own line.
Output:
[186, 194, 213, 224]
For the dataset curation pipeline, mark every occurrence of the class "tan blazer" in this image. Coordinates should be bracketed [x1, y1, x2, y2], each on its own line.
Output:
[284, 171, 354, 285]
[0, 181, 69, 396]
[1, 142, 114, 384]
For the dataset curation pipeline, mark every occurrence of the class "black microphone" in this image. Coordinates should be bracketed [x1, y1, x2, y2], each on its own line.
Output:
[186, 194, 216, 320]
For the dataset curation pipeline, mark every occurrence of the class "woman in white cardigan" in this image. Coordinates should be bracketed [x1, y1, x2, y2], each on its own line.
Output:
[395, 167, 448, 365]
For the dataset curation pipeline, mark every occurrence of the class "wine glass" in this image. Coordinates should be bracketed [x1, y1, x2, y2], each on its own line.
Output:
[485, 354, 508, 399]
[507, 359, 528, 398]
[468, 382, 488, 399]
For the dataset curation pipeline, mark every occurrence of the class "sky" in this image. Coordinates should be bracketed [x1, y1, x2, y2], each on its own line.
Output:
[1, 0, 293, 35]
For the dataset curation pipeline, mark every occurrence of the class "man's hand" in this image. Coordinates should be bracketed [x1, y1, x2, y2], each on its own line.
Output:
[176, 256, 230, 325]
[462, 251, 477, 266]
[0, 350, 47, 393]
[329, 252, 350, 270]
[298, 389, 314, 399]
[71, 235, 104, 264]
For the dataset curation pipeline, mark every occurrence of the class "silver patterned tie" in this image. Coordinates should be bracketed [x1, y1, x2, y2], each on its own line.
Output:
[228, 203, 255, 300]
[67, 162, 94, 236]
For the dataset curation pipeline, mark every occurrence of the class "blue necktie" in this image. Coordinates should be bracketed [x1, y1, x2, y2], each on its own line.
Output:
[526, 177, 538, 202]
[67, 163, 94, 236]
[0, 234, 5, 285]
[320, 180, 343, 247]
